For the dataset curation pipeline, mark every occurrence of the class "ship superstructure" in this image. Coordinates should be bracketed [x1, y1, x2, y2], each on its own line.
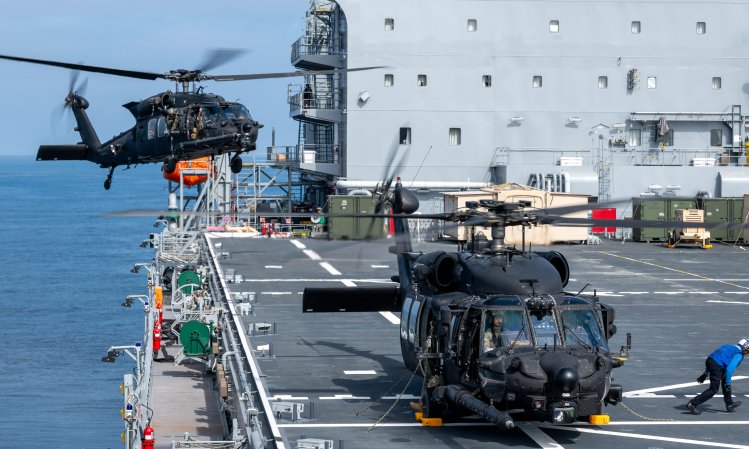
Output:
[286, 0, 749, 206]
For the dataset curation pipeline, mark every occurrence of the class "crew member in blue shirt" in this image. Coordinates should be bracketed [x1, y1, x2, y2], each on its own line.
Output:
[686, 339, 749, 414]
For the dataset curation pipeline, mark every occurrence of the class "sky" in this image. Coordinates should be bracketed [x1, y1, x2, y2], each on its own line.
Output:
[0, 0, 307, 157]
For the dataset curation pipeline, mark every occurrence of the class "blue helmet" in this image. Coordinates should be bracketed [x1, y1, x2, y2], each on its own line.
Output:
[739, 339, 749, 352]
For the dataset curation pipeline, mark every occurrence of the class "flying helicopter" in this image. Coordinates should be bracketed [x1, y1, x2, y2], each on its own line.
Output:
[0, 52, 378, 189]
[302, 177, 638, 429]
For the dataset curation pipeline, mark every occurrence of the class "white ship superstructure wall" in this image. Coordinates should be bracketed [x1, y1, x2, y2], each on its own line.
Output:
[325, 0, 749, 200]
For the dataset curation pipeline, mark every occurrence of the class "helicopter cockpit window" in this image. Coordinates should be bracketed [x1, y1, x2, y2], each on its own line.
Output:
[483, 310, 530, 352]
[560, 309, 608, 351]
[529, 311, 559, 347]
[230, 104, 252, 120]
[222, 106, 237, 120]
[157, 117, 168, 137]
[147, 118, 157, 140]
[203, 105, 221, 125]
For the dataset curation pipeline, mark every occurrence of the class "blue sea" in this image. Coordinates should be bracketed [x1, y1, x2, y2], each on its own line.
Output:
[0, 157, 167, 448]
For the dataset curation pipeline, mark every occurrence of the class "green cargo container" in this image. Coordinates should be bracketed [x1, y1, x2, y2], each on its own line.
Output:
[327, 195, 384, 240]
[702, 198, 730, 241]
[632, 197, 699, 242]
[729, 198, 745, 242]
[668, 198, 698, 219]
[632, 198, 667, 242]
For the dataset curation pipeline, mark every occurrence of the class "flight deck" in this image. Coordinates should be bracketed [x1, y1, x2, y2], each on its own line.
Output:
[209, 235, 749, 449]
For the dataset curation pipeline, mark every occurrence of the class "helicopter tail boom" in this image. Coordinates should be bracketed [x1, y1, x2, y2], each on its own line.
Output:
[303, 286, 401, 313]
[36, 144, 89, 161]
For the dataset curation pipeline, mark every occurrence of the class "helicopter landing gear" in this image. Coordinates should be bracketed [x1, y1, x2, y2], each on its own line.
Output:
[230, 154, 243, 174]
[163, 158, 178, 174]
[104, 166, 115, 190]
[420, 376, 444, 420]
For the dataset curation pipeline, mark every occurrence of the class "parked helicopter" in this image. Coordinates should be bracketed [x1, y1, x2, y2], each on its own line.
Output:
[302, 178, 638, 429]
[0, 52, 377, 189]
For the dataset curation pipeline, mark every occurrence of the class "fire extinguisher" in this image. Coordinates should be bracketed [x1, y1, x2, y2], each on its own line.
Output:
[142, 423, 155, 449]
[153, 324, 162, 352]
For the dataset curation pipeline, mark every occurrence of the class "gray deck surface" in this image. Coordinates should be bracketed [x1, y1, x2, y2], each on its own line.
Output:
[213, 234, 749, 449]
[150, 344, 224, 448]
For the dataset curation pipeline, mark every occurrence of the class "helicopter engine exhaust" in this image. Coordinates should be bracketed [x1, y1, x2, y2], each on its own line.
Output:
[533, 251, 570, 287]
[302, 286, 402, 312]
[436, 385, 515, 429]
[413, 252, 461, 291]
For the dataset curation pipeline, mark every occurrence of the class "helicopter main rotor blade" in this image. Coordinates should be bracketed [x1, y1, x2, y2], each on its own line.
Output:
[0, 54, 164, 80]
[196, 48, 247, 73]
[208, 66, 384, 81]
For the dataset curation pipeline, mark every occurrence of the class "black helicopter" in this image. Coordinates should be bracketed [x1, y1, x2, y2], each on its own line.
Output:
[303, 178, 633, 429]
[0, 52, 376, 189]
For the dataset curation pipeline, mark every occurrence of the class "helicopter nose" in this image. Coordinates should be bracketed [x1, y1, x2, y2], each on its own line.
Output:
[242, 121, 253, 132]
[554, 367, 579, 394]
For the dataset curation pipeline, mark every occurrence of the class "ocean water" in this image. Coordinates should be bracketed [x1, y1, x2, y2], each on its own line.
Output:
[0, 157, 168, 448]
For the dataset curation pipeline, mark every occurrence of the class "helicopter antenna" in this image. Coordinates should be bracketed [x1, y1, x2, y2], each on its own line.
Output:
[409, 145, 433, 186]
[576, 283, 591, 296]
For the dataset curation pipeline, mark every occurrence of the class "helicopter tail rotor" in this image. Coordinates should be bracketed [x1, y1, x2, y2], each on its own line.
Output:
[51, 70, 89, 134]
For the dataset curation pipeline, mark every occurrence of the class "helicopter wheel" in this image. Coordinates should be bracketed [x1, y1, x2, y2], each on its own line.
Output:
[230, 155, 243, 174]
[103, 166, 115, 190]
[164, 158, 178, 174]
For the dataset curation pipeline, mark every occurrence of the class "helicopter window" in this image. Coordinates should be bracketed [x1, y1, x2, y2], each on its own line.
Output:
[529, 311, 559, 347]
[147, 118, 157, 140]
[230, 104, 252, 120]
[401, 296, 413, 340]
[560, 309, 608, 351]
[203, 105, 221, 125]
[157, 117, 168, 137]
[222, 106, 237, 120]
[483, 310, 530, 352]
[408, 298, 420, 343]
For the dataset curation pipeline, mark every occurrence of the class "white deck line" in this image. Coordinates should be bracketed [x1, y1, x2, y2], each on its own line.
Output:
[542, 425, 749, 449]
[624, 376, 749, 396]
[517, 422, 565, 449]
[320, 262, 341, 275]
[206, 235, 286, 449]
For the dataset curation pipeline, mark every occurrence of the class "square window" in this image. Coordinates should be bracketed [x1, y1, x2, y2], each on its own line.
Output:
[711, 129, 723, 146]
[399, 127, 411, 145]
[697, 22, 706, 35]
[549, 20, 559, 33]
[712, 77, 721, 90]
[482, 75, 492, 87]
[647, 76, 657, 89]
[449, 128, 462, 146]
[598, 76, 608, 89]
[417, 74, 427, 86]
[384, 74, 394, 87]
[533, 76, 543, 88]
[629, 129, 642, 146]
[385, 18, 394, 31]
[467, 19, 477, 32]
[631, 21, 641, 34]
